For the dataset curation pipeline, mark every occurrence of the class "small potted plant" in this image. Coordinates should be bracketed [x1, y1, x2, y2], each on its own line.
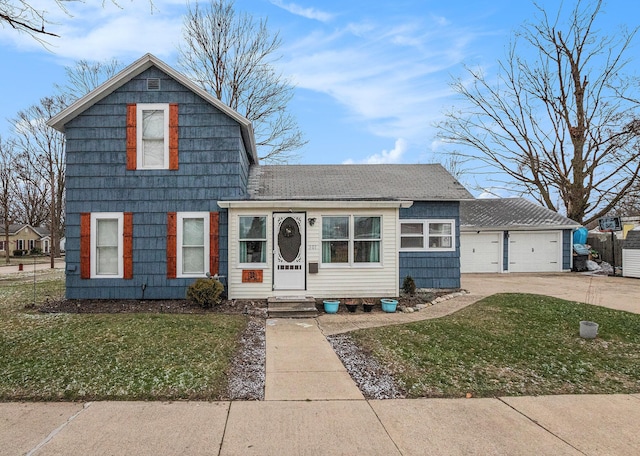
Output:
[381, 298, 398, 313]
[345, 299, 358, 313]
[362, 299, 374, 312]
[323, 299, 340, 314]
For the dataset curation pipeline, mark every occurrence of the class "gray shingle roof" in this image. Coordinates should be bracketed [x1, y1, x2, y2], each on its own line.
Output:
[624, 230, 640, 249]
[460, 198, 580, 230]
[247, 164, 473, 201]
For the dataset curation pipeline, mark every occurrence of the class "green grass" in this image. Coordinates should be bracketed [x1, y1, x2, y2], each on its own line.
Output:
[0, 272, 247, 401]
[350, 293, 640, 398]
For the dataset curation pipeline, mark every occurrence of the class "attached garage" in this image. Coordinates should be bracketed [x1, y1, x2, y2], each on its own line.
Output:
[508, 231, 562, 272]
[460, 198, 580, 274]
[460, 232, 502, 273]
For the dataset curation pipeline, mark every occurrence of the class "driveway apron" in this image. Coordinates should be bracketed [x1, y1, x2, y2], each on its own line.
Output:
[264, 318, 364, 400]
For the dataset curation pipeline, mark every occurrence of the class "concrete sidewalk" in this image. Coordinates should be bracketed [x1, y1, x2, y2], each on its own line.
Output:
[4, 273, 640, 455]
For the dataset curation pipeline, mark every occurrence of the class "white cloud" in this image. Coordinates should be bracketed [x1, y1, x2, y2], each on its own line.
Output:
[281, 15, 478, 145]
[343, 138, 408, 164]
[0, 0, 183, 62]
[270, 1, 333, 22]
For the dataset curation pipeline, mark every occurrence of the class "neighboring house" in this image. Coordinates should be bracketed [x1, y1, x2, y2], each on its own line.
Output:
[0, 224, 51, 256]
[47, 53, 473, 300]
[459, 198, 580, 273]
[622, 230, 640, 278]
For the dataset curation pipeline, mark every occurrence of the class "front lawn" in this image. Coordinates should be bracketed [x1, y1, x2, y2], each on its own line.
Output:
[350, 293, 640, 398]
[0, 271, 247, 401]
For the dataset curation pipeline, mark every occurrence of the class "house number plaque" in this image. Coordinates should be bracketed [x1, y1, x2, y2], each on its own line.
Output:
[242, 270, 263, 283]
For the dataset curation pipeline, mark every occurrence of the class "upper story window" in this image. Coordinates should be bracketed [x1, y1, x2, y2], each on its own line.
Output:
[321, 215, 381, 266]
[400, 219, 456, 252]
[239, 216, 267, 265]
[127, 103, 178, 171]
[137, 104, 169, 169]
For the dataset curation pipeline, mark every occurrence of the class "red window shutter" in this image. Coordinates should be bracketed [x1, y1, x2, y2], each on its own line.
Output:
[126, 104, 137, 170]
[80, 213, 91, 279]
[167, 212, 177, 279]
[169, 103, 179, 170]
[210, 212, 219, 275]
[123, 212, 133, 279]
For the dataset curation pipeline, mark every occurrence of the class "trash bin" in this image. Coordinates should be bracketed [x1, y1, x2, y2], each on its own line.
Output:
[573, 255, 588, 272]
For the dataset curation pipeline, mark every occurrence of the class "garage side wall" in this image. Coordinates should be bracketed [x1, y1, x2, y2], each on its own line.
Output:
[399, 201, 461, 289]
[563, 229, 572, 270]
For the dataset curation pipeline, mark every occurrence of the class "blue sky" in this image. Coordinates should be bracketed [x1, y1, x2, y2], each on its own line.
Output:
[1, 0, 639, 196]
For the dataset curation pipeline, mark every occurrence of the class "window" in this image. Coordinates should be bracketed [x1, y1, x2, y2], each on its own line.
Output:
[137, 104, 169, 169]
[322, 215, 381, 265]
[322, 216, 349, 263]
[91, 213, 124, 278]
[239, 216, 267, 264]
[17, 239, 24, 250]
[354, 216, 380, 262]
[28, 239, 36, 250]
[177, 212, 210, 277]
[0, 241, 6, 251]
[400, 219, 455, 252]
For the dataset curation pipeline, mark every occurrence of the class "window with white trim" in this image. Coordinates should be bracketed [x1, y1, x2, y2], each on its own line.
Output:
[238, 216, 267, 265]
[177, 212, 209, 277]
[17, 239, 24, 250]
[322, 215, 381, 266]
[91, 212, 124, 278]
[137, 103, 169, 169]
[400, 219, 455, 251]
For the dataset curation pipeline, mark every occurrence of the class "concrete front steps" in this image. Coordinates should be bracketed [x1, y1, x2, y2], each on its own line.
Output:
[267, 296, 318, 318]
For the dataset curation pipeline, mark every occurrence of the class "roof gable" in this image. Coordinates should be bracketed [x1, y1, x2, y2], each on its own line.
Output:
[47, 53, 258, 164]
[247, 164, 473, 201]
[460, 198, 580, 230]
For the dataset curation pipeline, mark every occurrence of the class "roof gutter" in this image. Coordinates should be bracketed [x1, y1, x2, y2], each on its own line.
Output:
[217, 200, 414, 209]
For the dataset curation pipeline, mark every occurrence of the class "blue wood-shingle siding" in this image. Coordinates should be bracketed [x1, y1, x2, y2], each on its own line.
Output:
[399, 201, 461, 289]
[64, 67, 251, 299]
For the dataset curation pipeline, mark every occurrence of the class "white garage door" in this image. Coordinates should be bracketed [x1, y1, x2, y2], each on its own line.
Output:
[508, 231, 562, 272]
[460, 232, 502, 273]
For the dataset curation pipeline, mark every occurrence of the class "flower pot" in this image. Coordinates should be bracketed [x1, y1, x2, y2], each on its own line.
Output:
[345, 303, 358, 313]
[362, 303, 374, 312]
[580, 321, 598, 339]
[381, 299, 398, 313]
[323, 300, 340, 314]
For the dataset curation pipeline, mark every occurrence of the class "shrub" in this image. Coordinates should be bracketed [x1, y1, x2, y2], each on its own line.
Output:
[186, 278, 225, 308]
[402, 275, 416, 296]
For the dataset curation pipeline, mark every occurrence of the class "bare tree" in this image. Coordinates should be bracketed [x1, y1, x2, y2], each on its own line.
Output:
[437, 0, 640, 225]
[54, 58, 123, 101]
[13, 164, 49, 227]
[1, 1, 154, 44]
[0, 136, 17, 263]
[179, 0, 306, 163]
[12, 96, 66, 268]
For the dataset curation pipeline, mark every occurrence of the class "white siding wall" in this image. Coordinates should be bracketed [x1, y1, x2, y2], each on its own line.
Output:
[306, 207, 398, 298]
[623, 250, 640, 278]
[226, 206, 399, 299]
[227, 208, 273, 299]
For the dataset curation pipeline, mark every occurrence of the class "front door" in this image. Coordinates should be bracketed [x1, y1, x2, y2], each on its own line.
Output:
[273, 212, 305, 291]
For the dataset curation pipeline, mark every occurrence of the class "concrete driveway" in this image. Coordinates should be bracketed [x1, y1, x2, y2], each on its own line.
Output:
[462, 272, 640, 314]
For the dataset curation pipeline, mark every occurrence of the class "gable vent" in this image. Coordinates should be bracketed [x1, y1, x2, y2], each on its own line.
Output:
[146, 78, 161, 91]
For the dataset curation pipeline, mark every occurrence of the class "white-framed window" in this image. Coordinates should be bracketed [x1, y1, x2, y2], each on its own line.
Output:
[137, 103, 169, 169]
[400, 219, 456, 252]
[28, 239, 36, 250]
[91, 212, 124, 278]
[238, 216, 267, 265]
[17, 239, 24, 250]
[321, 215, 381, 266]
[177, 212, 209, 278]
